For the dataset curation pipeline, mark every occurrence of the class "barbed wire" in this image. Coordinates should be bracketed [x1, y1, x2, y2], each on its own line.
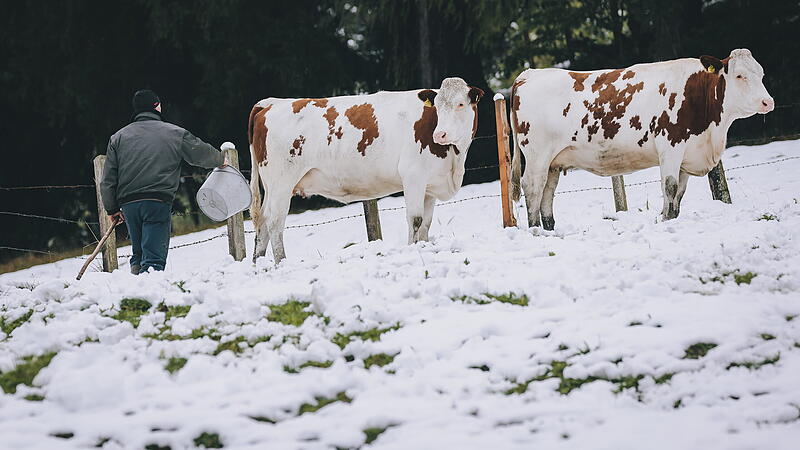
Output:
[0, 184, 94, 191]
[0, 211, 99, 225]
[0, 246, 54, 256]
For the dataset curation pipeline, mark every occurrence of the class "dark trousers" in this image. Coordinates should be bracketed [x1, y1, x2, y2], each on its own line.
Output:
[120, 200, 171, 272]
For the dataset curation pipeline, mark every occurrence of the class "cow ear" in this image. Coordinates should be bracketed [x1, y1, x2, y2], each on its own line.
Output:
[700, 55, 724, 74]
[468, 86, 484, 104]
[418, 89, 437, 106]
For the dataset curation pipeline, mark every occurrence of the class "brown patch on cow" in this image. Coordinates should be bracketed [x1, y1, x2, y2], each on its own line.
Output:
[581, 113, 589, 128]
[569, 72, 590, 91]
[622, 70, 635, 80]
[414, 105, 451, 159]
[510, 78, 526, 136]
[591, 69, 623, 92]
[323, 107, 340, 144]
[572, 131, 578, 142]
[292, 98, 328, 113]
[668, 93, 677, 110]
[517, 121, 531, 135]
[583, 79, 645, 140]
[520, 138, 529, 146]
[658, 83, 667, 96]
[345, 103, 380, 156]
[335, 126, 343, 139]
[562, 103, 571, 117]
[290, 135, 306, 157]
[652, 71, 726, 146]
[471, 105, 478, 138]
[248, 104, 273, 166]
[630, 115, 642, 130]
[637, 131, 649, 147]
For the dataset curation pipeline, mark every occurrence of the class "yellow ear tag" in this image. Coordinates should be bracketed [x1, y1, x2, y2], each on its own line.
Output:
[707, 65, 716, 73]
[424, 99, 433, 107]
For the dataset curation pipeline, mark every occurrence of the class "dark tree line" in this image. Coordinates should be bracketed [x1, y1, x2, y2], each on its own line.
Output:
[1, 0, 798, 264]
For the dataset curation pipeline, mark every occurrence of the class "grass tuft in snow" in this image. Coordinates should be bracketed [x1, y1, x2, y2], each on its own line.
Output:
[156, 302, 191, 321]
[298, 392, 352, 415]
[364, 353, 397, 369]
[364, 425, 396, 444]
[249, 415, 276, 424]
[193, 431, 223, 448]
[452, 292, 529, 306]
[653, 373, 674, 384]
[0, 309, 33, 338]
[24, 393, 45, 401]
[734, 272, 757, 285]
[144, 444, 170, 450]
[758, 213, 778, 221]
[50, 432, 73, 439]
[112, 298, 152, 327]
[760, 333, 776, 340]
[683, 342, 717, 359]
[267, 301, 313, 326]
[0, 352, 57, 394]
[284, 360, 333, 373]
[214, 336, 248, 355]
[727, 354, 780, 370]
[505, 360, 644, 396]
[332, 324, 401, 349]
[164, 357, 188, 374]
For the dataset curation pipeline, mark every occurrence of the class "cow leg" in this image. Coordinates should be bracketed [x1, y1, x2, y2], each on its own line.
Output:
[539, 167, 561, 231]
[418, 194, 436, 241]
[402, 179, 427, 244]
[657, 147, 686, 220]
[675, 170, 690, 216]
[253, 199, 270, 262]
[264, 186, 293, 264]
[520, 158, 551, 229]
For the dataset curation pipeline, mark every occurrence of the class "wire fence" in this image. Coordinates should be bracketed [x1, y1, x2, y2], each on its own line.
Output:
[3, 127, 800, 262]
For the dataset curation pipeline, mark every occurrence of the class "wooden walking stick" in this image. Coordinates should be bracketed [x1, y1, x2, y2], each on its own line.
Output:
[76, 220, 119, 280]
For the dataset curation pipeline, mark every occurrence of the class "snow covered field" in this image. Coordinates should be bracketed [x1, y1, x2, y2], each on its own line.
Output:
[1, 140, 799, 449]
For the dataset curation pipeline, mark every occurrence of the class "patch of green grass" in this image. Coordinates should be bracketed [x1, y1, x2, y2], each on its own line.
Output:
[143, 326, 221, 342]
[332, 324, 401, 349]
[156, 302, 191, 321]
[213, 336, 247, 355]
[452, 292, 529, 307]
[654, 373, 674, 385]
[758, 213, 778, 221]
[548, 251, 556, 256]
[284, 360, 333, 373]
[469, 364, 490, 372]
[727, 354, 780, 370]
[0, 352, 57, 394]
[628, 321, 643, 326]
[144, 444, 171, 450]
[193, 432, 223, 448]
[342, 242, 357, 249]
[761, 333, 776, 341]
[364, 425, 396, 444]
[463, 258, 470, 265]
[505, 360, 643, 396]
[249, 415, 276, 424]
[164, 357, 188, 374]
[50, 432, 74, 439]
[0, 309, 33, 337]
[364, 353, 397, 369]
[298, 392, 352, 415]
[557, 344, 569, 351]
[267, 301, 313, 326]
[787, 315, 797, 322]
[683, 342, 717, 359]
[734, 272, 757, 285]
[112, 298, 152, 327]
[172, 280, 190, 293]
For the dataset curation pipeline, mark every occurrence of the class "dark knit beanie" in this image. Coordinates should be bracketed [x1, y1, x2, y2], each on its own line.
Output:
[132, 89, 161, 115]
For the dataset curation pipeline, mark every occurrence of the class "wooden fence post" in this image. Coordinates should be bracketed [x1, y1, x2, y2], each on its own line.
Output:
[707, 160, 732, 204]
[611, 175, 628, 212]
[363, 199, 383, 241]
[494, 94, 517, 227]
[223, 143, 247, 261]
[92, 155, 118, 272]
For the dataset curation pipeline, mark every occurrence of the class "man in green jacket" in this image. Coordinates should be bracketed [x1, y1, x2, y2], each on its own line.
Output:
[101, 89, 226, 274]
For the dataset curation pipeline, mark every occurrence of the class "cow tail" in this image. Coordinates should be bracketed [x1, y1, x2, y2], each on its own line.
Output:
[509, 82, 522, 202]
[247, 106, 263, 232]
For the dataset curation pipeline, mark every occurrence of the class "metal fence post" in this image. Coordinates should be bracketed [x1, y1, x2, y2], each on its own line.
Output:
[611, 175, 628, 211]
[494, 94, 517, 227]
[363, 199, 383, 241]
[92, 155, 118, 272]
[707, 160, 732, 203]
[223, 143, 247, 261]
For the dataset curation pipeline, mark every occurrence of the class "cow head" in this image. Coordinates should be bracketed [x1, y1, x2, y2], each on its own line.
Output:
[423, 77, 483, 146]
[702, 49, 773, 117]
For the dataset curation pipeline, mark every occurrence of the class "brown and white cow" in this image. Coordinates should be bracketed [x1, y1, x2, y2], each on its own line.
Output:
[510, 48, 774, 229]
[248, 77, 484, 263]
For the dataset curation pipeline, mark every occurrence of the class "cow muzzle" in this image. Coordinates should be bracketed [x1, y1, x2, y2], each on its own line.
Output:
[433, 130, 453, 145]
[759, 97, 775, 114]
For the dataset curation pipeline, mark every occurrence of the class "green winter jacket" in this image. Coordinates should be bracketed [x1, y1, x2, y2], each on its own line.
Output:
[100, 112, 224, 214]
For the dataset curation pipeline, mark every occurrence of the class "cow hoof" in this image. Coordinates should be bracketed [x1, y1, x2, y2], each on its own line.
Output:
[541, 216, 555, 231]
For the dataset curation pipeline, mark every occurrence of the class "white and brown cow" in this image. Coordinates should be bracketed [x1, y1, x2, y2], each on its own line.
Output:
[248, 77, 484, 263]
[510, 48, 774, 229]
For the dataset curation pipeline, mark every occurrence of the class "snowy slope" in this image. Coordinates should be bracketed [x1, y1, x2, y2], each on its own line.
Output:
[1, 140, 799, 449]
